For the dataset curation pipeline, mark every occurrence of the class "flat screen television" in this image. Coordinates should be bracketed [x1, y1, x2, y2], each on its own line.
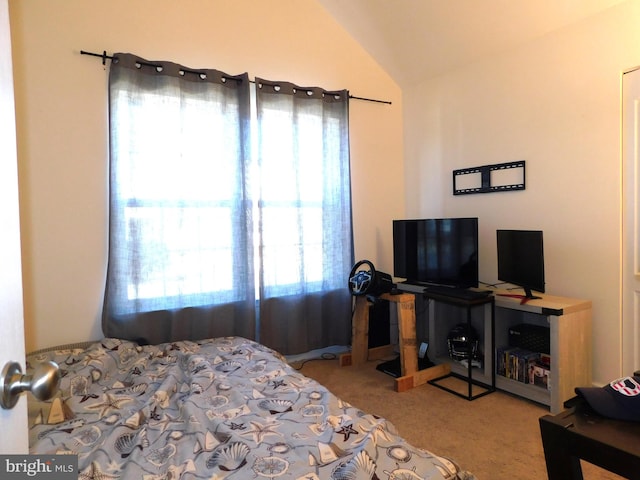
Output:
[393, 217, 478, 288]
[496, 229, 545, 299]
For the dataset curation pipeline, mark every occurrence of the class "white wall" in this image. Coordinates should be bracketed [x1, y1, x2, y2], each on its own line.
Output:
[404, 0, 640, 385]
[9, 0, 404, 352]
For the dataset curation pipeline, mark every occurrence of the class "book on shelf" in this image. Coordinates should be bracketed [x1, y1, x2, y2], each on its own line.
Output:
[496, 345, 550, 386]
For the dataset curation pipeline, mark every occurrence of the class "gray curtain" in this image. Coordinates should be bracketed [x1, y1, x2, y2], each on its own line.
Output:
[102, 56, 353, 354]
[102, 53, 256, 344]
[254, 78, 353, 354]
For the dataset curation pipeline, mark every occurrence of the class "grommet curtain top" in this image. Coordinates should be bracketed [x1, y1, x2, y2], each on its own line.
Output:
[111, 52, 249, 88]
[255, 77, 348, 103]
[80, 50, 390, 104]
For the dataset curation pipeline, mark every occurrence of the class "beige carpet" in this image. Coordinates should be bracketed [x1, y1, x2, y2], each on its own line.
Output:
[296, 356, 624, 480]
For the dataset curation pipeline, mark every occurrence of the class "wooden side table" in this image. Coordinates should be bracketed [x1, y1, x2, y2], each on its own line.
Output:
[494, 291, 592, 414]
[539, 397, 640, 479]
[340, 293, 449, 392]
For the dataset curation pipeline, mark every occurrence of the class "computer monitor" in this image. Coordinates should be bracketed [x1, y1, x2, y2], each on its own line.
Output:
[496, 229, 545, 300]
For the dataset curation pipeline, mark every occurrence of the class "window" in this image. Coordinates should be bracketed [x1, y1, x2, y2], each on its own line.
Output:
[112, 91, 245, 308]
[257, 107, 338, 294]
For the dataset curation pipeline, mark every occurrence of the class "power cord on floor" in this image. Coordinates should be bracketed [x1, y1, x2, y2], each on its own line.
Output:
[289, 352, 337, 370]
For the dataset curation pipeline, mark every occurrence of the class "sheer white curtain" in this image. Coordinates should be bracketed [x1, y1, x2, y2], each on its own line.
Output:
[255, 78, 353, 354]
[103, 53, 256, 344]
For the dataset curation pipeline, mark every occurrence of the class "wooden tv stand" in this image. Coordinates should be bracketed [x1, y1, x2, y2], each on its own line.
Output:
[339, 293, 449, 392]
[341, 289, 592, 411]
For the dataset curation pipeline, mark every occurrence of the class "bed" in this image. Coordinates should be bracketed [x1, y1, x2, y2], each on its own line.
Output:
[26, 336, 476, 479]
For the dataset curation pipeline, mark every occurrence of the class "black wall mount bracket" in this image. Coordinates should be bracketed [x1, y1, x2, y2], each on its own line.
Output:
[453, 160, 526, 195]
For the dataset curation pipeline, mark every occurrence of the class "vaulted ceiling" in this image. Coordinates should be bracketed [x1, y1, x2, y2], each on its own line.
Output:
[317, 0, 627, 87]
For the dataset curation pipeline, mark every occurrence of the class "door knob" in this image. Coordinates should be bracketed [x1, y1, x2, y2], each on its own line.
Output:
[0, 360, 60, 409]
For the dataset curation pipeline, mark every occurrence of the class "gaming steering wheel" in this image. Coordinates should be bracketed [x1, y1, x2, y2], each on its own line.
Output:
[348, 260, 376, 296]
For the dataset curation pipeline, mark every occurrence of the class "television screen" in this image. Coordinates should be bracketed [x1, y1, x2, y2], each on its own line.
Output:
[393, 218, 478, 288]
[496, 229, 545, 298]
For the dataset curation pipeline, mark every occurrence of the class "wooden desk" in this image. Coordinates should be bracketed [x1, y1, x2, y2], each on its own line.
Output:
[340, 293, 449, 392]
[539, 397, 640, 479]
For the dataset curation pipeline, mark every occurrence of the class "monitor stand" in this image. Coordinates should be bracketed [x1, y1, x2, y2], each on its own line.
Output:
[376, 355, 435, 378]
[497, 287, 542, 304]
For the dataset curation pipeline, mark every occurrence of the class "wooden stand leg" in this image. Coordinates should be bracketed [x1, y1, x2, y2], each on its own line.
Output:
[339, 296, 370, 366]
[396, 296, 418, 376]
[340, 292, 451, 393]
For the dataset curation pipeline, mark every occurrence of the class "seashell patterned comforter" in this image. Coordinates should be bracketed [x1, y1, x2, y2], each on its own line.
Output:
[27, 337, 476, 479]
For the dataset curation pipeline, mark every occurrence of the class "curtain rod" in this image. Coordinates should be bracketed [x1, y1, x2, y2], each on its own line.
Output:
[80, 50, 392, 105]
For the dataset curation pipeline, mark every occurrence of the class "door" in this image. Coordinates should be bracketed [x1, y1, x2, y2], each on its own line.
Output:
[0, 0, 29, 453]
[623, 67, 640, 376]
